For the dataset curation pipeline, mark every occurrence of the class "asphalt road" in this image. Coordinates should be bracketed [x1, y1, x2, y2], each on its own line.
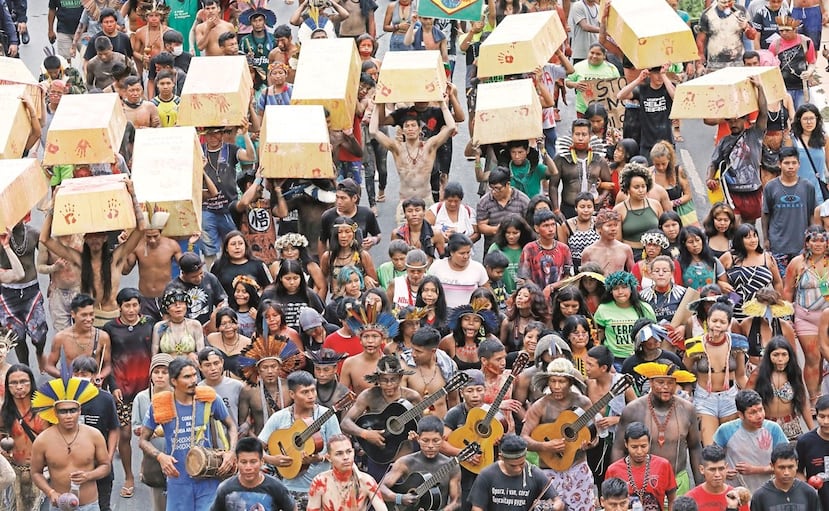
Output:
[11, 1, 719, 507]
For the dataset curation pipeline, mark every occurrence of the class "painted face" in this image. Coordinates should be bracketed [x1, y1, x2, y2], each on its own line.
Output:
[568, 324, 590, 350]
[358, 39, 374, 56]
[234, 283, 250, 306]
[461, 315, 482, 339]
[547, 375, 571, 400]
[264, 308, 282, 331]
[417, 431, 442, 458]
[327, 439, 355, 472]
[559, 299, 581, 318]
[769, 347, 790, 371]
[572, 126, 590, 149]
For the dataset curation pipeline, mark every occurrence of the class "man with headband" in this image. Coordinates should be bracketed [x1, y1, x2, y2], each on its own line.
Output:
[305, 348, 350, 410]
[581, 208, 634, 274]
[443, 369, 486, 511]
[469, 434, 563, 511]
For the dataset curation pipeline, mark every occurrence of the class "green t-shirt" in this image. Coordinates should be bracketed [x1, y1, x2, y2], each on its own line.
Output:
[510, 161, 547, 199]
[168, 0, 199, 54]
[377, 261, 405, 289]
[567, 60, 621, 114]
[487, 244, 521, 294]
[593, 301, 656, 359]
[678, 0, 705, 20]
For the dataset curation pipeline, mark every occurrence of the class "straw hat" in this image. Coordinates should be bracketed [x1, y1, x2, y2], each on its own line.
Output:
[531, 358, 587, 394]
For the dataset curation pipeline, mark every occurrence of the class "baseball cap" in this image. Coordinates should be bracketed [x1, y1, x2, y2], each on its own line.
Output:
[179, 252, 204, 274]
[337, 178, 361, 197]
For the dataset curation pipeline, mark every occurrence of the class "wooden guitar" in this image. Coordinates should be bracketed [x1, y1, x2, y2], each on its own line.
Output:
[356, 372, 469, 464]
[390, 442, 480, 511]
[447, 352, 529, 474]
[530, 374, 633, 471]
[267, 392, 355, 479]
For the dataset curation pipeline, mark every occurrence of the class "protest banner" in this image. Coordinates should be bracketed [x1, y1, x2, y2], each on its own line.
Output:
[581, 77, 628, 130]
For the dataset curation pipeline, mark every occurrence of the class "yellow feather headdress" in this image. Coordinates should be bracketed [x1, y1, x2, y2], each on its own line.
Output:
[634, 362, 696, 384]
[32, 376, 99, 424]
[237, 334, 302, 386]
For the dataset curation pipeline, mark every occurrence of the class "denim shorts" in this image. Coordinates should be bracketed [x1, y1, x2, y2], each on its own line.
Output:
[694, 385, 738, 418]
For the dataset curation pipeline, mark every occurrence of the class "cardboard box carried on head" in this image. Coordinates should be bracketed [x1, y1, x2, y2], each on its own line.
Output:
[0, 159, 49, 230]
[669, 66, 786, 119]
[473, 79, 543, 145]
[601, 0, 698, 70]
[0, 56, 44, 118]
[177, 55, 254, 127]
[131, 127, 203, 237]
[375, 50, 448, 103]
[477, 10, 567, 79]
[51, 174, 137, 236]
[290, 38, 361, 130]
[0, 94, 30, 160]
[42, 92, 127, 165]
[259, 105, 334, 179]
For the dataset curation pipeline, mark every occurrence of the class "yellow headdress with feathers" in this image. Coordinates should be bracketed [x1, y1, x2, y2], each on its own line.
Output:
[32, 376, 99, 424]
[238, 334, 302, 385]
[634, 362, 696, 384]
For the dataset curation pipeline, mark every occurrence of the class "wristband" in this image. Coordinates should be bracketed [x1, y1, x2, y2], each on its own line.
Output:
[254, 177, 264, 187]
[395, 494, 403, 505]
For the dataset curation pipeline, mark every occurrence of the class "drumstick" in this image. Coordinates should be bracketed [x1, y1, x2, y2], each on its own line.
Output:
[96, 344, 106, 387]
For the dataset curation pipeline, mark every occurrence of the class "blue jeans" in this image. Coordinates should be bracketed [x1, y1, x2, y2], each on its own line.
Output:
[389, 33, 412, 51]
[788, 88, 808, 110]
[165, 478, 219, 511]
[337, 161, 364, 184]
[543, 126, 557, 158]
[201, 210, 236, 257]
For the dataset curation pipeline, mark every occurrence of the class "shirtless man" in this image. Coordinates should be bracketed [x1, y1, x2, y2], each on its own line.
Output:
[341, 355, 422, 481]
[267, 25, 299, 82]
[237, 344, 293, 436]
[369, 101, 456, 220]
[122, 227, 182, 321]
[522, 358, 595, 511]
[340, 307, 391, 396]
[30, 379, 111, 510]
[613, 362, 703, 496]
[306, 348, 350, 411]
[308, 435, 388, 511]
[41, 180, 146, 327]
[37, 235, 81, 332]
[45, 294, 112, 380]
[0, 218, 46, 370]
[400, 327, 456, 418]
[379, 416, 461, 511]
[122, 76, 161, 128]
[479, 339, 524, 433]
[580, 208, 634, 274]
[196, 0, 236, 56]
[130, 6, 170, 78]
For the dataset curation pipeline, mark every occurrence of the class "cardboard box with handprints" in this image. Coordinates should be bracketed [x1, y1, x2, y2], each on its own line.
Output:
[375, 50, 447, 103]
[259, 105, 334, 179]
[42, 92, 127, 165]
[131, 127, 203, 237]
[177, 56, 253, 127]
[291, 38, 361, 130]
[0, 57, 43, 118]
[473, 79, 542, 145]
[602, 0, 698, 69]
[669, 66, 786, 119]
[477, 11, 567, 79]
[0, 95, 29, 160]
[52, 174, 137, 236]
[0, 159, 49, 230]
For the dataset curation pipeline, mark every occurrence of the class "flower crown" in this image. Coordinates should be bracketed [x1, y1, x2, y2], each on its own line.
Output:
[274, 233, 309, 250]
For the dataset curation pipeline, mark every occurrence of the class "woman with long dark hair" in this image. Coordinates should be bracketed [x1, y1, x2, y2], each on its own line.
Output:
[721, 223, 782, 320]
[659, 211, 683, 259]
[228, 274, 260, 338]
[501, 283, 551, 353]
[272, 232, 326, 299]
[791, 103, 829, 202]
[550, 285, 592, 332]
[702, 202, 737, 259]
[488, 214, 535, 294]
[748, 336, 814, 440]
[414, 275, 448, 335]
[261, 259, 325, 331]
[205, 307, 252, 378]
[561, 314, 595, 377]
[320, 216, 378, 297]
[678, 226, 731, 292]
[210, 230, 272, 296]
[438, 297, 500, 369]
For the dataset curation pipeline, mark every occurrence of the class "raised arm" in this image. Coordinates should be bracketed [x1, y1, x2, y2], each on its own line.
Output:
[0, 231, 25, 283]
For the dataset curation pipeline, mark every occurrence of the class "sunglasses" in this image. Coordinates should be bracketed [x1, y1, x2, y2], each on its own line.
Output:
[56, 407, 80, 415]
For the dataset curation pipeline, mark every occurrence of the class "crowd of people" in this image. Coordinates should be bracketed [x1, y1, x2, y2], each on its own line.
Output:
[3, 0, 829, 509]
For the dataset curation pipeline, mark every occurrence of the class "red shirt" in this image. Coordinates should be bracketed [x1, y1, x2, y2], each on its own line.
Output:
[336, 117, 363, 163]
[323, 329, 363, 374]
[605, 455, 677, 511]
[686, 484, 749, 511]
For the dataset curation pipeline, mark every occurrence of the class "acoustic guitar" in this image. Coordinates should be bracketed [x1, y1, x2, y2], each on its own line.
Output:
[267, 392, 355, 479]
[530, 374, 633, 471]
[390, 442, 480, 511]
[447, 352, 529, 474]
[356, 372, 469, 464]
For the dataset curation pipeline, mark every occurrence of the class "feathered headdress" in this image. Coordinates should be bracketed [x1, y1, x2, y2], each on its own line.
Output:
[605, 271, 639, 291]
[554, 135, 606, 164]
[775, 15, 802, 29]
[633, 322, 669, 352]
[142, 203, 170, 231]
[397, 306, 431, 323]
[447, 298, 500, 334]
[741, 297, 794, 321]
[305, 348, 348, 366]
[634, 362, 696, 384]
[364, 354, 415, 384]
[0, 328, 18, 352]
[136, 0, 171, 18]
[32, 351, 99, 424]
[345, 303, 399, 339]
[231, 274, 261, 293]
[237, 334, 302, 386]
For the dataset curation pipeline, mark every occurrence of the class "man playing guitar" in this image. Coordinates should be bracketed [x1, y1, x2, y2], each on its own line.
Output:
[443, 369, 486, 511]
[521, 358, 596, 511]
[479, 339, 524, 433]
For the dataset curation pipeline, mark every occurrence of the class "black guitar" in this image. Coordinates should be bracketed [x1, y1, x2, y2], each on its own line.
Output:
[356, 372, 469, 464]
[390, 442, 480, 511]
